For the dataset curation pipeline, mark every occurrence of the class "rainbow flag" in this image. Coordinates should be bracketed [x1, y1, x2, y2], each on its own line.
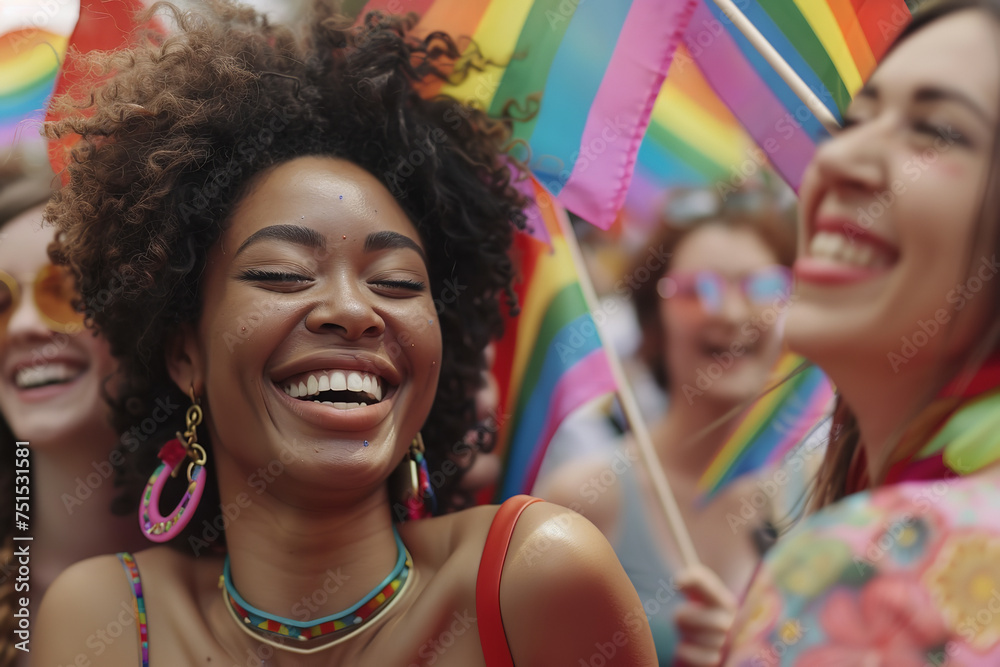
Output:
[0, 1, 80, 146]
[488, 178, 617, 501]
[357, 0, 698, 229]
[684, 0, 913, 191]
[697, 352, 835, 501]
[626, 43, 758, 222]
[45, 0, 151, 179]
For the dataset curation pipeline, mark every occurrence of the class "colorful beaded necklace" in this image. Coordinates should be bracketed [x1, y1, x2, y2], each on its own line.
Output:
[221, 526, 412, 654]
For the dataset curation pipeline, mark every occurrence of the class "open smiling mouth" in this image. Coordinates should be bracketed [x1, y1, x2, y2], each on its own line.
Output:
[15, 362, 86, 390]
[280, 370, 386, 410]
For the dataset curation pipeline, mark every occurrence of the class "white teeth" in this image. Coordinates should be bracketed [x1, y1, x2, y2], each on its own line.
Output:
[828, 233, 848, 258]
[331, 371, 347, 391]
[15, 363, 81, 389]
[809, 231, 889, 269]
[281, 369, 386, 402]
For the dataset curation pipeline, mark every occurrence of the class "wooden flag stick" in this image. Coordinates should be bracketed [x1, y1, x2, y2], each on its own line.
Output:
[552, 200, 701, 569]
[707, 0, 842, 134]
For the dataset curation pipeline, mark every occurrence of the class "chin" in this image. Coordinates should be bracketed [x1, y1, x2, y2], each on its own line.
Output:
[705, 385, 765, 407]
[784, 302, 867, 369]
[9, 416, 88, 450]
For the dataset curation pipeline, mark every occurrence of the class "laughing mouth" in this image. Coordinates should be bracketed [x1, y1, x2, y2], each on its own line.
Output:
[15, 362, 85, 390]
[808, 223, 898, 270]
[280, 369, 385, 410]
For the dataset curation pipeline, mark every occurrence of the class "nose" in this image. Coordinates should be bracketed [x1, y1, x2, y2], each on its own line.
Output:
[810, 119, 888, 195]
[714, 282, 752, 325]
[5, 285, 57, 344]
[304, 274, 384, 340]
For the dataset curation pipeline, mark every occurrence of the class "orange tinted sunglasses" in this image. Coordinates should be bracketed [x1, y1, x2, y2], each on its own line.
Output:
[0, 264, 86, 335]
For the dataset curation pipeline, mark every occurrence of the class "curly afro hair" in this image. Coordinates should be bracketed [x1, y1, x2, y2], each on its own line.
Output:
[44, 0, 528, 548]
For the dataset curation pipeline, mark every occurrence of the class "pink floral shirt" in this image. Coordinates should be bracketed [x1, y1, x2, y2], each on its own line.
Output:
[725, 468, 1000, 666]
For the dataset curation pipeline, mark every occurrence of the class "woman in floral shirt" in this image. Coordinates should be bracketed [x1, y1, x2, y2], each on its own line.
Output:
[725, 0, 1000, 664]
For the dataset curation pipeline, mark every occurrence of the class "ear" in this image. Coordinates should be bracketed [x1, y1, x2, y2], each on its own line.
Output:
[165, 322, 205, 398]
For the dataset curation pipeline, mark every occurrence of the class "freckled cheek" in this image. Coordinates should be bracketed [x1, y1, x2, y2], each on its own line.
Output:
[392, 303, 442, 382]
[202, 296, 299, 370]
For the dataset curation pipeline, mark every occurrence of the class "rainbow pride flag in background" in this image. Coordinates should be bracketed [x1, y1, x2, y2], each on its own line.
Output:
[626, 43, 758, 222]
[0, 1, 80, 146]
[355, 0, 698, 230]
[697, 352, 835, 502]
[683, 0, 913, 192]
[488, 178, 617, 501]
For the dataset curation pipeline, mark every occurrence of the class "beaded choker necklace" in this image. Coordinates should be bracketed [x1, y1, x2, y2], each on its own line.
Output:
[221, 527, 413, 654]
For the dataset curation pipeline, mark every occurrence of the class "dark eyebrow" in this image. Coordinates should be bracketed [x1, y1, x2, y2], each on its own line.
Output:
[913, 86, 994, 125]
[235, 224, 325, 257]
[364, 230, 427, 264]
[853, 83, 992, 124]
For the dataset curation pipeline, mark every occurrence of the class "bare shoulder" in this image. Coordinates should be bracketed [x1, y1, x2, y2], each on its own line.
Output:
[36, 552, 144, 667]
[500, 501, 657, 667]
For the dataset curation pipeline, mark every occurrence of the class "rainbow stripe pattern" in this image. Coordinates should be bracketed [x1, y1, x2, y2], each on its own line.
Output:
[626, 43, 758, 221]
[116, 552, 149, 667]
[356, 0, 698, 229]
[0, 1, 80, 145]
[222, 529, 412, 642]
[683, 0, 913, 191]
[697, 352, 835, 501]
[490, 178, 617, 501]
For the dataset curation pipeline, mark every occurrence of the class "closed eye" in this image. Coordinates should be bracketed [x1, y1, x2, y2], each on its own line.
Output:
[913, 121, 968, 146]
[237, 269, 312, 283]
[370, 279, 426, 291]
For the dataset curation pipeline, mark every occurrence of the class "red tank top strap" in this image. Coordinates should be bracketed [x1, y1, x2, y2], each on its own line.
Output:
[476, 494, 542, 666]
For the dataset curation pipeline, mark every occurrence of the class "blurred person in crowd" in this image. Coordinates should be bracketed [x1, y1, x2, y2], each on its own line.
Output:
[540, 186, 799, 666]
[725, 1, 1000, 663]
[0, 149, 144, 666]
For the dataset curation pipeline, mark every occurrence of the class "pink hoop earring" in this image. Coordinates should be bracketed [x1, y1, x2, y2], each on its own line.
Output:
[139, 391, 208, 542]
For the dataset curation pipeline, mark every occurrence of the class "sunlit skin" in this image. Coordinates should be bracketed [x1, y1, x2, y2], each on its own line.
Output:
[37, 157, 657, 667]
[178, 156, 442, 512]
[787, 10, 1000, 475]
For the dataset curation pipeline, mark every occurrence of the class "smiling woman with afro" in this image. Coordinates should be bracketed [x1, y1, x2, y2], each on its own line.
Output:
[34, 1, 658, 665]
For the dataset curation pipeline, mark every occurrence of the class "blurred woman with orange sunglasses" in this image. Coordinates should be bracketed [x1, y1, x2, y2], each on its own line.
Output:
[0, 154, 144, 667]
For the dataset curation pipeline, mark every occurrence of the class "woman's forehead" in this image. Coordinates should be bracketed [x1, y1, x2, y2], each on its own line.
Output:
[222, 157, 423, 253]
[872, 11, 1000, 118]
